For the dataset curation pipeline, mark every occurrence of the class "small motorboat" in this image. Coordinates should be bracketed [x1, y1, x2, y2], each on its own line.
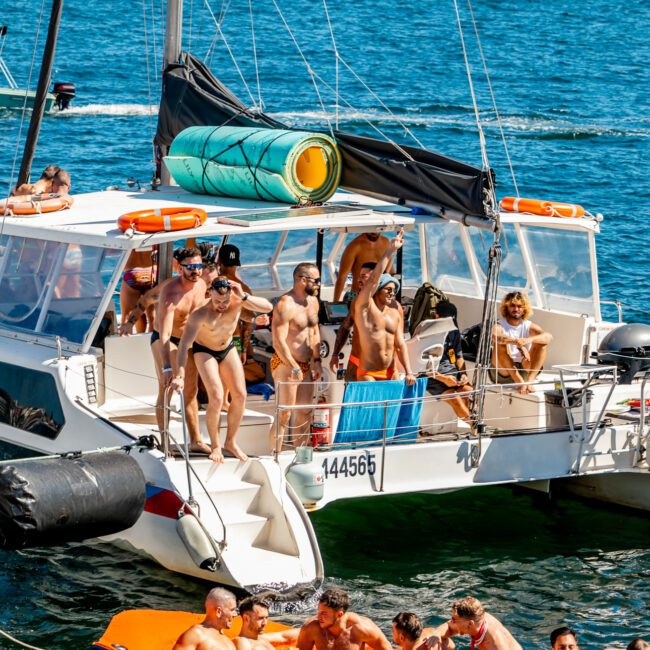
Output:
[0, 25, 75, 111]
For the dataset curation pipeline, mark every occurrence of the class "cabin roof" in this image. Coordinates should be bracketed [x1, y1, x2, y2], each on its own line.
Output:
[0, 186, 599, 248]
[0, 187, 417, 249]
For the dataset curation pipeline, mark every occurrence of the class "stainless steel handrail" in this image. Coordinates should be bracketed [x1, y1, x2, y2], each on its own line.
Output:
[162, 386, 228, 551]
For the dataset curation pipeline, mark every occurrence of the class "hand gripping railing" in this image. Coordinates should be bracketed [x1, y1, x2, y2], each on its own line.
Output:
[162, 386, 228, 556]
[634, 372, 649, 468]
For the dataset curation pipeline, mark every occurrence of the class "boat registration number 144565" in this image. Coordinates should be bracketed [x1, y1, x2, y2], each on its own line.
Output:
[321, 453, 376, 479]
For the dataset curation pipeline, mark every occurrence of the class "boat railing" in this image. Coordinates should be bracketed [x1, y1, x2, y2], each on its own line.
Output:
[273, 380, 486, 486]
[600, 299, 624, 323]
[162, 387, 227, 555]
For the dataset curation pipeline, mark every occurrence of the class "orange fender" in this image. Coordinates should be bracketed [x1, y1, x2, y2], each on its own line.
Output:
[118, 207, 208, 233]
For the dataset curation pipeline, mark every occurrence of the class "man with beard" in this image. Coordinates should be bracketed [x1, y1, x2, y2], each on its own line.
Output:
[233, 596, 299, 650]
[333, 231, 394, 302]
[270, 262, 322, 454]
[173, 587, 238, 650]
[172, 277, 272, 462]
[353, 230, 415, 384]
[297, 588, 392, 650]
[157, 247, 207, 450]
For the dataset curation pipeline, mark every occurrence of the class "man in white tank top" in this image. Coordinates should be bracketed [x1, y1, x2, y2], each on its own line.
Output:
[491, 291, 553, 394]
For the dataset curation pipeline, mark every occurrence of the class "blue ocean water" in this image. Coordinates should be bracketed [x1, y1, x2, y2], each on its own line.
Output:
[0, 0, 649, 647]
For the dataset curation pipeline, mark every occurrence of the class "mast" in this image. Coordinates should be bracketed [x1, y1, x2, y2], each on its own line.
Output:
[17, 0, 63, 188]
[158, 0, 184, 281]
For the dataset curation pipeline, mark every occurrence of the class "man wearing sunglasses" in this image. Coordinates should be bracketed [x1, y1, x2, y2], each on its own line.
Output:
[352, 230, 416, 384]
[270, 262, 322, 454]
[158, 247, 209, 453]
[171, 276, 273, 463]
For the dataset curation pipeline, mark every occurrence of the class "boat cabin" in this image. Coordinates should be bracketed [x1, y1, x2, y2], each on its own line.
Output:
[0, 185, 619, 458]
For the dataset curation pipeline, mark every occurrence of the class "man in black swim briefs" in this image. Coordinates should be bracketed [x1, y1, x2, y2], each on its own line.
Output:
[171, 277, 272, 463]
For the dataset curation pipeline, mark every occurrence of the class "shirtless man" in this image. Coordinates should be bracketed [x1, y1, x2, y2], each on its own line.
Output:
[172, 277, 272, 462]
[353, 230, 415, 384]
[422, 597, 522, 650]
[491, 291, 553, 394]
[233, 596, 299, 650]
[270, 262, 322, 454]
[329, 262, 376, 382]
[333, 232, 394, 303]
[297, 588, 392, 650]
[173, 587, 238, 650]
[159, 247, 208, 451]
[392, 612, 454, 650]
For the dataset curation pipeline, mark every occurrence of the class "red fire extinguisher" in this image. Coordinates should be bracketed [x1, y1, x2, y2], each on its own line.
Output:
[311, 394, 330, 447]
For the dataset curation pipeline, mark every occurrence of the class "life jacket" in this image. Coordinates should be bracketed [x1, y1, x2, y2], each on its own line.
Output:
[408, 282, 448, 336]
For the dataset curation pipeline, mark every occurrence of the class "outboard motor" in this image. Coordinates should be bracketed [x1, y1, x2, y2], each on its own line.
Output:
[597, 324, 650, 384]
[53, 82, 76, 110]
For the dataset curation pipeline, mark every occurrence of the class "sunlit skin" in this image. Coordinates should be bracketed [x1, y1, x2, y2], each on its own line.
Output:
[173, 596, 238, 650]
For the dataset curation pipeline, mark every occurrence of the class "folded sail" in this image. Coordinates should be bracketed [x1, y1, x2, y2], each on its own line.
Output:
[155, 53, 493, 219]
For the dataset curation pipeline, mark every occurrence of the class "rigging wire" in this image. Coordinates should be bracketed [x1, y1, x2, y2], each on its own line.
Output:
[465, 0, 519, 197]
[321, 0, 339, 130]
[188, 0, 194, 55]
[1, 0, 47, 245]
[268, 0, 334, 137]
[203, 0, 258, 107]
[249, 0, 264, 111]
[149, 0, 159, 83]
[452, 0, 490, 173]
[141, 0, 158, 172]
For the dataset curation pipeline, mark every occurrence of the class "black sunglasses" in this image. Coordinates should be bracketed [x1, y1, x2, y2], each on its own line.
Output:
[180, 263, 203, 271]
[300, 275, 321, 285]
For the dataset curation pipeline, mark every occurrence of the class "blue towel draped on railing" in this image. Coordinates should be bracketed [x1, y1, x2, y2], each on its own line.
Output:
[334, 378, 427, 445]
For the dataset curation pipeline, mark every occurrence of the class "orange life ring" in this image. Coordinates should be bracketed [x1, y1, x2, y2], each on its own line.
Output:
[117, 207, 207, 233]
[0, 193, 73, 215]
[500, 196, 585, 218]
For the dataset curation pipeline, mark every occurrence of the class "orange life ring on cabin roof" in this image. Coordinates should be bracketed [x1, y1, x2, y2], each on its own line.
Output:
[500, 196, 585, 218]
[0, 192, 73, 216]
[117, 207, 208, 233]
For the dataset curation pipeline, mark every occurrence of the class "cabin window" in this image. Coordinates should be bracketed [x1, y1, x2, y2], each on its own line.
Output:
[0, 361, 65, 439]
[425, 222, 477, 296]
[521, 226, 595, 315]
[495, 224, 529, 299]
[0, 236, 121, 344]
[229, 231, 282, 289]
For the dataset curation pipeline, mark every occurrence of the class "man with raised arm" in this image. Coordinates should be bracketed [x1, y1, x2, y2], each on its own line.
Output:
[491, 291, 553, 394]
[233, 596, 299, 650]
[422, 597, 522, 650]
[392, 612, 454, 650]
[352, 229, 415, 384]
[171, 277, 272, 462]
[333, 231, 394, 303]
[173, 587, 238, 650]
[270, 262, 322, 454]
[298, 588, 393, 650]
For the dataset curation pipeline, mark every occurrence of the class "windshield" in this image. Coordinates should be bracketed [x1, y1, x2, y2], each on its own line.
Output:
[0, 235, 122, 345]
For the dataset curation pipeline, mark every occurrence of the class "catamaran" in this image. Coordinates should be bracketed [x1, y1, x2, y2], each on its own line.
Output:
[0, 0, 648, 596]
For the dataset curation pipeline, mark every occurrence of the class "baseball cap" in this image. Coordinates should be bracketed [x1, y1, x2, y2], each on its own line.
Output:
[218, 244, 241, 267]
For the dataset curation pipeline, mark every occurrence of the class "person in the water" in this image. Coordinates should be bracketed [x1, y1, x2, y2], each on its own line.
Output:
[297, 588, 393, 650]
[233, 596, 299, 650]
[550, 627, 579, 650]
[421, 597, 522, 650]
[392, 612, 454, 650]
[173, 587, 237, 650]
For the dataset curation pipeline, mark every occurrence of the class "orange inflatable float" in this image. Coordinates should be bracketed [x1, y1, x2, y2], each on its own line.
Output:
[117, 207, 208, 233]
[0, 192, 73, 215]
[92, 610, 296, 650]
[500, 196, 585, 218]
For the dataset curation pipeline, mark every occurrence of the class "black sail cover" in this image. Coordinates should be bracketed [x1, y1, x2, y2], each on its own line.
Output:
[155, 53, 493, 219]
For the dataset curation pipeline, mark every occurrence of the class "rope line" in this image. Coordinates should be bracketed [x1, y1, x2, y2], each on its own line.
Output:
[249, 0, 264, 111]
[141, 0, 157, 172]
[321, 0, 339, 130]
[0, 628, 47, 650]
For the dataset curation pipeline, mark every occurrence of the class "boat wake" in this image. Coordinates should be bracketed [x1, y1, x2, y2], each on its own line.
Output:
[55, 103, 158, 117]
[270, 108, 650, 140]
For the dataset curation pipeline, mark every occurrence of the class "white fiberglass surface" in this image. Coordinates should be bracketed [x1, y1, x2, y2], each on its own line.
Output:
[0, 235, 121, 344]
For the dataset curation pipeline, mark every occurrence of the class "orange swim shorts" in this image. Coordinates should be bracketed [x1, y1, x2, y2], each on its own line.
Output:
[356, 364, 396, 381]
